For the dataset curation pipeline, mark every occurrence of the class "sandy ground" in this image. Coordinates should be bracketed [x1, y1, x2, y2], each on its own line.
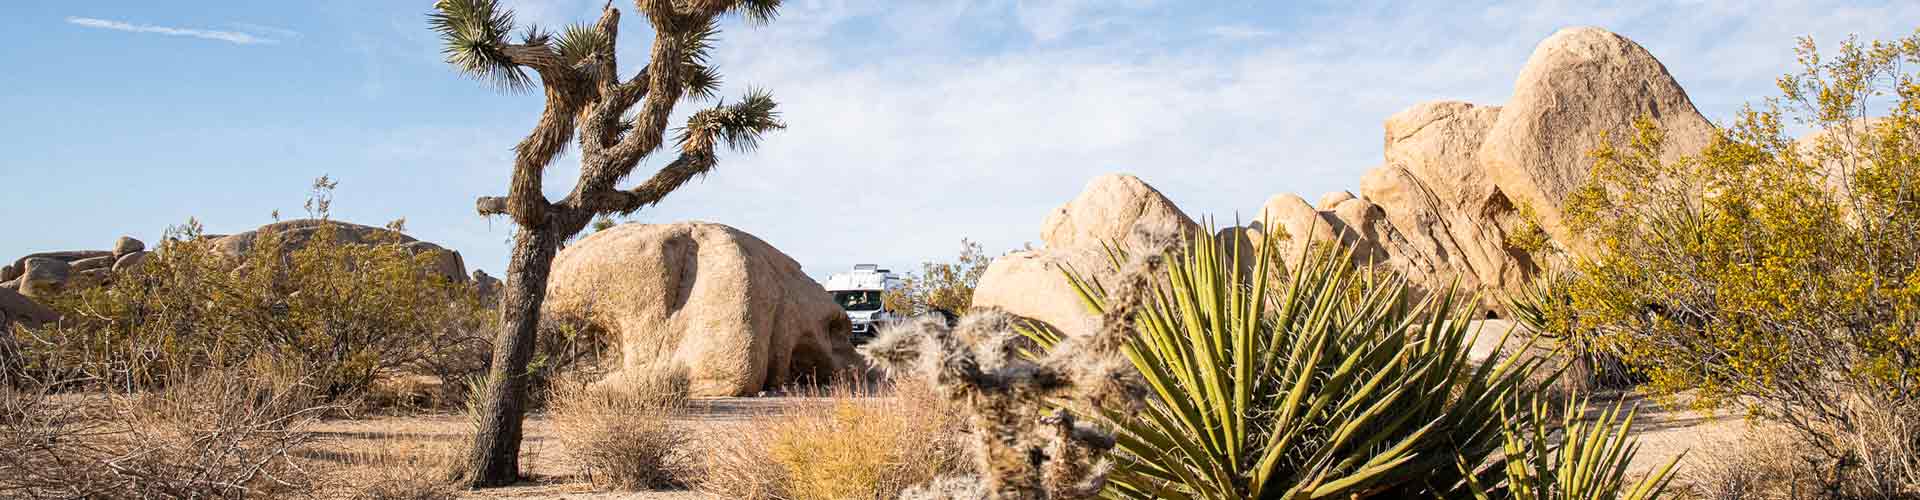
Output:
[307, 394, 1761, 499]
[298, 320, 1766, 498]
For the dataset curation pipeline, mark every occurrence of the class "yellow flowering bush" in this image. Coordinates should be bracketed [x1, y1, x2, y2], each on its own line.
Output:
[1562, 31, 1920, 492]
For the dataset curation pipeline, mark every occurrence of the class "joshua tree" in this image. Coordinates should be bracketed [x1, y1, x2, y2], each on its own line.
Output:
[429, 0, 784, 486]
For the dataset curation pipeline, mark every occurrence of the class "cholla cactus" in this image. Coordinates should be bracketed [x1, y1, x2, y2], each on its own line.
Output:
[861, 251, 1165, 500]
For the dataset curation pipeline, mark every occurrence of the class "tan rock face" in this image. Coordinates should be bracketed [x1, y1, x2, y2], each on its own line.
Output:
[1478, 26, 1716, 253]
[545, 222, 856, 397]
[1041, 173, 1196, 249]
[1317, 191, 1357, 210]
[976, 174, 1197, 336]
[1253, 193, 1339, 264]
[1361, 100, 1538, 308]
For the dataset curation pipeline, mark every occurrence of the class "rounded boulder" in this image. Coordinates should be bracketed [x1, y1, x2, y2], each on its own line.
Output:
[545, 222, 856, 397]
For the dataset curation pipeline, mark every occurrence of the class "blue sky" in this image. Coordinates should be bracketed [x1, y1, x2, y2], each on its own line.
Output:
[2, 1, 1915, 278]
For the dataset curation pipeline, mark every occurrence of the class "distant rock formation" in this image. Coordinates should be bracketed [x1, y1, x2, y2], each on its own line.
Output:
[983, 26, 1719, 316]
[973, 174, 1198, 336]
[209, 219, 469, 282]
[543, 221, 857, 397]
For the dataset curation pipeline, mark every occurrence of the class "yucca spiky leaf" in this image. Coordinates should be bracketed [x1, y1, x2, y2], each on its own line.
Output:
[1467, 393, 1683, 500]
[1037, 226, 1548, 499]
[732, 0, 782, 25]
[554, 22, 609, 67]
[429, 0, 532, 92]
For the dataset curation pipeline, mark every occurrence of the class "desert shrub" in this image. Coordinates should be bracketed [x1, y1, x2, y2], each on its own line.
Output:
[1685, 432, 1830, 500]
[1559, 31, 1920, 496]
[699, 379, 970, 500]
[884, 238, 992, 316]
[12, 181, 497, 402]
[0, 367, 330, 499]
[548, 368, 695, 490]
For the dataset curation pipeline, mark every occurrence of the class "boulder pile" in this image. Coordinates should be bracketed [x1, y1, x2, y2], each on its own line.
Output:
[207, 219, 469, 282]
[976, 26, 1718, 323]
[544, 221, 857, 397]
[0, 219, 476, 328]
[2, 236, 148, 299]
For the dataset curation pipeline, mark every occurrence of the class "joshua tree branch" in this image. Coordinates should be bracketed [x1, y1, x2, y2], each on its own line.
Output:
[572, 149, 717, 214]
[500, 43, 566, 72]
[597, 14, 703, 180]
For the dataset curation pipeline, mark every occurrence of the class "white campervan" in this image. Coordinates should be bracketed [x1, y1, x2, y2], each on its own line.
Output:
[821, 264, 903, 344]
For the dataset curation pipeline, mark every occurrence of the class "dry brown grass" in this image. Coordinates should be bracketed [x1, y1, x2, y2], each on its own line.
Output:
[549, 368, 696, 491]
[326, 438, 462, 500]
[0, 367, 331, 499]
[698, 378, 970, 500]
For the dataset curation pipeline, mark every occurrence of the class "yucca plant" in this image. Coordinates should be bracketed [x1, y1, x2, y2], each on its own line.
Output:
[1028, 227, 1551, 499]
[1465, 394, 1682, 500]
[1505, 273, 1641, 391]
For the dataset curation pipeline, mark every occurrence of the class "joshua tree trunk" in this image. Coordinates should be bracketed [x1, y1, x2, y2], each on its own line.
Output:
[432, 0, 786, 487]
[463, 225, 560, 485]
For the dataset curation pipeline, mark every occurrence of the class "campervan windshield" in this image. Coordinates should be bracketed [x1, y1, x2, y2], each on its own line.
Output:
[833, 290, 883, 311]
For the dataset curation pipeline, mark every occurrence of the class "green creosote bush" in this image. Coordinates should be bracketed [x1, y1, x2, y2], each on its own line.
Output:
[1559, 31, 1920, 496]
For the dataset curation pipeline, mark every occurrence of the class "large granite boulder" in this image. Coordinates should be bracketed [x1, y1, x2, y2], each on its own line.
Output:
[974, 174, 1198, 336]
[18, 258, 72, 299]
[1478, 26, 1716, 255]
[112, 236, 145, 258]
[8, 251, 111, 278]
[1356, 101, 1539, 308]
[544, 222, 856, 397]
[209, 219, 467, 282]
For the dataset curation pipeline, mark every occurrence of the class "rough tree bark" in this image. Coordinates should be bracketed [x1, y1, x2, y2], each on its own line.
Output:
[433, 0, 785, 487]
[464, 225, 562, 484]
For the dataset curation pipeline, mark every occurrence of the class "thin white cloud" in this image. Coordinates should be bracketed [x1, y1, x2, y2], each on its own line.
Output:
[1207, 25, 1274, 40]
[230, 22, 301, 40]
[66, 17, 278, 45]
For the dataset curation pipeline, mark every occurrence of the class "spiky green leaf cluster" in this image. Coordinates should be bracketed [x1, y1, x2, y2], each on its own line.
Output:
[555, 23, 611, 68]
[1465, 395, 1681, 500]
[675, 19, 723, 100]
[1034, 229, 1557, 499]
[677, 88, 783, 153]
[429, 0, 532, 92]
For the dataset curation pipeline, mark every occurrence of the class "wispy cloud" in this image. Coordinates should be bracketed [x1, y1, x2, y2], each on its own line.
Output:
[66, 17, 278, 45]
[230, 22, 301, 40]
[1207, 25, 1274, 40]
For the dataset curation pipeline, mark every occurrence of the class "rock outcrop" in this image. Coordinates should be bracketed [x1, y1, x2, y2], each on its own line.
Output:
[1478, 26, 1716, 252]
[974, 174, 1198, 336]
[18, 258, 72, 299]
[1272, 26, 1708, 310]
[210, 219, 468, 282]
[544, 222, 856, 397]
[2, 221, 473, 300]
[983, 27, 1716, 316]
